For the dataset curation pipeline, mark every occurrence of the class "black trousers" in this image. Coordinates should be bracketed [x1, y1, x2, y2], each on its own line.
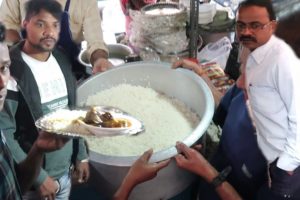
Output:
[257, 160, 300, 200]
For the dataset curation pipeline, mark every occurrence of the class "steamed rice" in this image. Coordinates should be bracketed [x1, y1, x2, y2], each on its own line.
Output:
[85, 84, 199, 156]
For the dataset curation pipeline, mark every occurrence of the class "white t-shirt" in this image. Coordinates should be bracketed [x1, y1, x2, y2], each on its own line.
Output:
[21, 52, 68, 114]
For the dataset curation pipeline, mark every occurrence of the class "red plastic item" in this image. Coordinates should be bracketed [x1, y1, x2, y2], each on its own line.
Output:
[186, 58, 199, 64]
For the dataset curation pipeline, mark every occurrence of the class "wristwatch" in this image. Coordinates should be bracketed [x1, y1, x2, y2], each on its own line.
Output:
[211, 166, 232, 188]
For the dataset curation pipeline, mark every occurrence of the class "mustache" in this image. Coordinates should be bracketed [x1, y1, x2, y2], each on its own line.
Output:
[239, 35, 257, 42]
[40, 37, 56, 43]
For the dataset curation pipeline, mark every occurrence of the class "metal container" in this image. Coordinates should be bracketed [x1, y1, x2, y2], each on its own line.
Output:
[78, 43, 133, 67]
[76, 62, 214, 200]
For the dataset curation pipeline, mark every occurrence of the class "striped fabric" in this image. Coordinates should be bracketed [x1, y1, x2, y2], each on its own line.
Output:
[0, 132, 22, 200]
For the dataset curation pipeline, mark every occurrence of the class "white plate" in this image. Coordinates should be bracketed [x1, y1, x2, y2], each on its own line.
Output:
[77, 113, 145, 137]
[35, 106, 145, 138]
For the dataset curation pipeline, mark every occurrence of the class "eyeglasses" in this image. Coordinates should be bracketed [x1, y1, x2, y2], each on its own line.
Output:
[235, 21, 274, 32]
[0, 23, 5, 42]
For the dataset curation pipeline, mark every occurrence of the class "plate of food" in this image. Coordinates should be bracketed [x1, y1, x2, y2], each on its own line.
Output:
[35, 106, 145, 138]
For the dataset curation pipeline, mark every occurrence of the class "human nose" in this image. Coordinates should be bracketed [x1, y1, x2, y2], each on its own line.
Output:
[43, 25, 55, 37]
[0, 74, 6, 91]
[239, 25, 253, 34]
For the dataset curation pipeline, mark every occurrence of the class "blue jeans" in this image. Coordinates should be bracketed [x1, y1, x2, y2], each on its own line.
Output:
[56, 172, 71, 200]
[23, 172, 71, 200]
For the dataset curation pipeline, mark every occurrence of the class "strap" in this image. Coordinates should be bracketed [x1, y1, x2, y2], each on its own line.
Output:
[211, 166, 232, 188]
[71, 138, 79, 165]
[64, 0, 71, 12]
[0, 23, 5, 42]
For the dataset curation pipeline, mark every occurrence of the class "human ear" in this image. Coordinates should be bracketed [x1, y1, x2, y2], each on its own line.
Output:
[271, 20, 278, 32]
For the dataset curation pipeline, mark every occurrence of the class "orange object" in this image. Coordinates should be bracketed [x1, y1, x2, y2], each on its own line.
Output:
[186, 57, 199, 64]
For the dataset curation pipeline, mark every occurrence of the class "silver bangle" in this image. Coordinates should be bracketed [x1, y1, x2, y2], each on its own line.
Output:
[80, 158, 89, 163]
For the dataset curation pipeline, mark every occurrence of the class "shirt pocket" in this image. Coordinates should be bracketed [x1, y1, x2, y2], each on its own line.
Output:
[248, 85, 284, 115]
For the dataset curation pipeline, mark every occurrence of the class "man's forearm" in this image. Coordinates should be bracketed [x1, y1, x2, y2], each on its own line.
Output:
[192, 66, 223, 107]
[205, 170, 242, 200]
[197, 164, 242, 200]
[113, 177, 136, 200]
[201, 74, 223, 107]
[215, 182, 242, 200]
[16, 143, 44, 193]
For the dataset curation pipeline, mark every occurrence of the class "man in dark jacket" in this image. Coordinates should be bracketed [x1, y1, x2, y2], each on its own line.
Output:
[0, 1, 89, 200]
[0, 21, 71, 200]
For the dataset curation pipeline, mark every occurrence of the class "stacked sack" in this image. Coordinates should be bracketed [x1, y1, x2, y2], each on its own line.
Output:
[201, 62, 235, 93]
[129, 3, 188, 55]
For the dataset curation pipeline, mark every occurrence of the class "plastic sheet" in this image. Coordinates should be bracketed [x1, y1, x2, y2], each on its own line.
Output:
[197, 36, 232, 69]
[129, 3, 189, 56]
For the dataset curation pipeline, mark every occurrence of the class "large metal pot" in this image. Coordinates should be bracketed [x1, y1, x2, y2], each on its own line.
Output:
[78, 43, 133, 67]
[76, 62, 214, 200]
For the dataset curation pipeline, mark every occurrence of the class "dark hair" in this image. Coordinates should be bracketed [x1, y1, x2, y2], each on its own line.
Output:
[0, 22, 5, 42]
[238, 0, 276, 21]
[25, 0, 63, 21]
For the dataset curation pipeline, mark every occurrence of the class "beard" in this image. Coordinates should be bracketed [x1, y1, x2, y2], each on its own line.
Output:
[28, 37, 57, 52]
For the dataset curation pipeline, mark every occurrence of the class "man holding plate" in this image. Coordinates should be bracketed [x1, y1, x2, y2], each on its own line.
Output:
[0, 0, 89, 200]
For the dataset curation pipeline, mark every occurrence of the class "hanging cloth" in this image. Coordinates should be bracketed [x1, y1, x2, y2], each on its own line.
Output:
[57, 0, 91, 80]
[55, 0, 81, 165]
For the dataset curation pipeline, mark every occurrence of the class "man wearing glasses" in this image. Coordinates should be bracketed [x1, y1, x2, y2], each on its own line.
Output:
[236, 0, 300, 199]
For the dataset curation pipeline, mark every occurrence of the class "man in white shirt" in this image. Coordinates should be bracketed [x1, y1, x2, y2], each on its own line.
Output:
[236, 0, 300, 199]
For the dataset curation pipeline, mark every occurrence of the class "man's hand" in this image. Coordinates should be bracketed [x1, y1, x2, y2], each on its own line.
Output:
[124, 149, 170, 186]
[172, 59, 205, 76]
[173, 59, 224, 106]
[16, 132, 68, 193]
[74, 160, 90, 183]
[39, 176, 59, 200]
[113, 149, 170, 200]
[92, 58, 113, 74]
[287, 171, 294, 176]
[175, 142, 218, 182]
[35, 131, 69, 153]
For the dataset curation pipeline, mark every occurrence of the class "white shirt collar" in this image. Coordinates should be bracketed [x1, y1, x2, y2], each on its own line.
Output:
[248, 35, 276, 66]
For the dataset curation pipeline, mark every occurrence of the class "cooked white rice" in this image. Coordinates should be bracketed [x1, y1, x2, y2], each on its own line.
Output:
[85, 84, 199, 156]
[38, 109, 86, 132]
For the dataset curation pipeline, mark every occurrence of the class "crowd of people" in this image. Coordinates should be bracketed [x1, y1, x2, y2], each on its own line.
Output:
[0, 0, 299, 200]
[0, 0, 113, 79]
